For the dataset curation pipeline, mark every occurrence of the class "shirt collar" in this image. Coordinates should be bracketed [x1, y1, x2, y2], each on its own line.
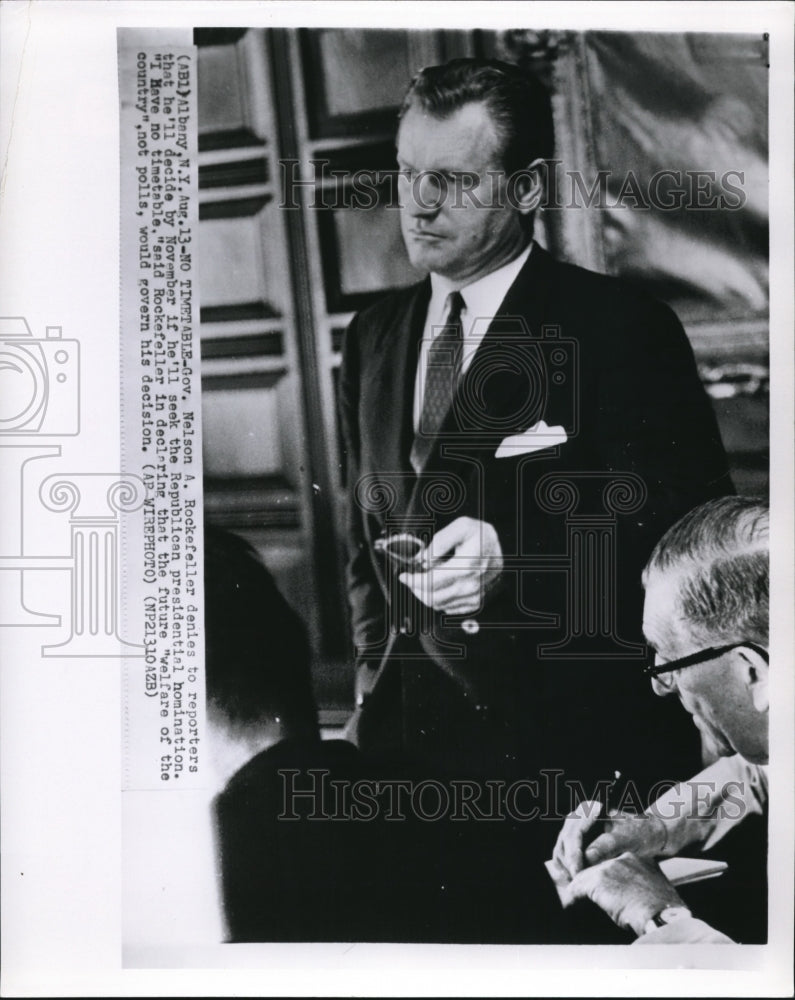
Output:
[428, 242, 533, 320]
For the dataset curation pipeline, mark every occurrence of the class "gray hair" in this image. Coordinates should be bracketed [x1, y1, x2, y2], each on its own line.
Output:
[643, 496, 769, 646]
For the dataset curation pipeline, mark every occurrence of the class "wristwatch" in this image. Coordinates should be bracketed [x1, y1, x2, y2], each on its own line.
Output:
[643, 905, 692, 936]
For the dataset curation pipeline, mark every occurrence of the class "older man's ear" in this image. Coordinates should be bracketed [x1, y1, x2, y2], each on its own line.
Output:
[738, 646, 769, 714]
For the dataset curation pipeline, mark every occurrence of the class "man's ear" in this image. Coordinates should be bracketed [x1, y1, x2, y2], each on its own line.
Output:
[737, 646, 769, 713]
[511, 158, 546, 216]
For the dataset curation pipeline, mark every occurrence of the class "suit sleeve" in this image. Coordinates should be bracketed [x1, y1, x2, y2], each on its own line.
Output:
[586, 296, 734, 784]
[595, 295, 733, 559]
[338, 315, 388, 665]
[646, 755, 767, 855]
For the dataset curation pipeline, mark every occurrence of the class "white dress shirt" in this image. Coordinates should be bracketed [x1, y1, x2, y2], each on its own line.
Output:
[634, 754, 768, 945]
[412, 242, 533, 433]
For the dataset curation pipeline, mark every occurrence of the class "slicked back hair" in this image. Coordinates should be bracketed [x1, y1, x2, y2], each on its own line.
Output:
[643, 496, 769, 647]
[399, 58, 554, 174]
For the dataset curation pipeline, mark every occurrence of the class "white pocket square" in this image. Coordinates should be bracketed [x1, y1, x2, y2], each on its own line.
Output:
[495, 420, 568, 458]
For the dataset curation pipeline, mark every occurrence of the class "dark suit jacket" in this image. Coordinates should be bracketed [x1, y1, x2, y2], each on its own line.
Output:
[214, 738, 578, 943]
[339, 242, 733, 783]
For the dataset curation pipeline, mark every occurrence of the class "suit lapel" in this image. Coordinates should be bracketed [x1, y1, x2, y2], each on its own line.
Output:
[477, 240, 554, 354]
[407, 244, 556, 517]
[367, 279, 429, 516]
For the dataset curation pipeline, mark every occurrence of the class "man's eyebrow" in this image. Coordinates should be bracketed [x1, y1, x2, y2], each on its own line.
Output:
[395, 159, 473, 179]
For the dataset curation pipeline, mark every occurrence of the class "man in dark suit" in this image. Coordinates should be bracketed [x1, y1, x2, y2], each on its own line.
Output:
[340, 59, 733, 789]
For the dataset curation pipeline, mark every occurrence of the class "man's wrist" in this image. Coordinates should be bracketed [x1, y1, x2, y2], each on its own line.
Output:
[643, 811, 670, 855]
[645, 805, 700, 857]
[624, 876, 687, 936]
[641, 905, 693, 937]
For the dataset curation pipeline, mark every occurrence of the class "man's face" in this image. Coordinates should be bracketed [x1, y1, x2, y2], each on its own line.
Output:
[396, 100, 530, 284]
[642, 568, 768, 763]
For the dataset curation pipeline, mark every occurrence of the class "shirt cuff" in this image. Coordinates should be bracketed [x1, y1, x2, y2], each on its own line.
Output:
[633, 916, 734, 944]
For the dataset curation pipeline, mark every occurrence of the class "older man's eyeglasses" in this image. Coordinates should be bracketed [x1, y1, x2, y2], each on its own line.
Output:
[643, 641, 769, 679]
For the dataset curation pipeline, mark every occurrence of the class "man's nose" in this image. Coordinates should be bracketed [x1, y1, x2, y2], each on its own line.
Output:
[404, 171, 443, 217]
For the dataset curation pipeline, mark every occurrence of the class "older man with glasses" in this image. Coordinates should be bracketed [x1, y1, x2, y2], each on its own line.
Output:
[550, 495, 769, 943]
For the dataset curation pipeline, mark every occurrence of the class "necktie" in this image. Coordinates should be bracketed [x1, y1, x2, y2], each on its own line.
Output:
[410, 290, 465, 474]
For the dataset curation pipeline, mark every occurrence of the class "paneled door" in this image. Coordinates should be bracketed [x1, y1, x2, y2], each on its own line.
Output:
[196, 28, 479, 716]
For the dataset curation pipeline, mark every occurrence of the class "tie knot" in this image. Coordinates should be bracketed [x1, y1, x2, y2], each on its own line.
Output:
[447, 290, 466, 323]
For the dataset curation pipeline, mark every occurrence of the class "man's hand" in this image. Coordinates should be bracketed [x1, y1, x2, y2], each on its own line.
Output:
[565, 852, 686, 937]
[398, 516, 503, 616]
[553, 799, 668, 880]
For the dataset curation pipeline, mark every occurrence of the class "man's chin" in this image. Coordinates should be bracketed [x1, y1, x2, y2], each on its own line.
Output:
[406, 247, 444, 275]
[694, 716, 734, 757]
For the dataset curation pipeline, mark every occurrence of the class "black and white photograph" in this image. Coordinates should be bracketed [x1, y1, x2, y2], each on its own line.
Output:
[1, 2, 793, 996]
[191, 23, 772, 946]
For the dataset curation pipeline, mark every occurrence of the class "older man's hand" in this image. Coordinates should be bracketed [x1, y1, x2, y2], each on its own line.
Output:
[399, 516, 503, 616]
[553, 799, 669, 879]
[565, 852, 686, 937]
